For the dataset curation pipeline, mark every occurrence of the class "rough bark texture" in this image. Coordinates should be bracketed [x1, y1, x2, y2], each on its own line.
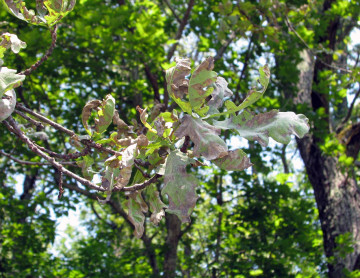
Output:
[296, 42, 360, 278]
[163, 213, 182, 278]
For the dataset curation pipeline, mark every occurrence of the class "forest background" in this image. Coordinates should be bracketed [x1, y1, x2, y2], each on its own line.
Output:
[0, 0, 360, 277]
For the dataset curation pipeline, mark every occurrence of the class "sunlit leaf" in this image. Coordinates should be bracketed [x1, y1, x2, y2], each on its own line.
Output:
[0, 67, 25, 98]
[162, 150, 199, 223]
[0, 33, 27, 58]
[174, 114, 228, 160]
[95, 94, 115, 134]
[0, 89, 16, 122]
[213, 110, 310, 146]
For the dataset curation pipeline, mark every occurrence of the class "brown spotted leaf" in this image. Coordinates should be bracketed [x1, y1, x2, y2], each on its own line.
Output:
[174, 114, 228, 160]
[161, 150, 199, 223]
[213, 149, 252, 171]
[165, 57, 192, 114]
[188, 57, 217, 116]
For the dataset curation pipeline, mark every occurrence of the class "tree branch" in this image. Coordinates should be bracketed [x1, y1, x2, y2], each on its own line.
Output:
[3, 117, 105, 192]
[20, 25, 58, 76]
[162, 0, 181, 24]
[167, 0, 195, 61]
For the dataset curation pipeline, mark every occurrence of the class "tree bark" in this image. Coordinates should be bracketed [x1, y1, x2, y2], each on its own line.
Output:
[163, 213, 182, 278]
[297, 43, 360, 276]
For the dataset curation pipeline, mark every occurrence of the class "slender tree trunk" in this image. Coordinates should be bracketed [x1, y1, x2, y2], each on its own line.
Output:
[163, 214, 182, 278]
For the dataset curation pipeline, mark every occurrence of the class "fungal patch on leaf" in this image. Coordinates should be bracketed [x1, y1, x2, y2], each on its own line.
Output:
[213, 149, 252, 171]
[213, 110, 310, 146]
[126, 191, 148, 238]
[162, 150, 199, 223]
[145, 184, 167, 226]
[0, 67, 25, 98]
[174, 114, 228, 160]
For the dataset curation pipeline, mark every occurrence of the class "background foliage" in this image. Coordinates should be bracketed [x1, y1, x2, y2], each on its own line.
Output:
[1, 0, 359, 277]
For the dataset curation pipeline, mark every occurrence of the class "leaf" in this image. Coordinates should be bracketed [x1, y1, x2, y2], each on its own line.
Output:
[188, 57, 217, 116]
[81, 94, 115, 136]
[0, 33, 27, 58]
[95, 94, 115, 134]
[213, 149, 253, 171]
[161, 150, 199, 223]
[213, 110, 310, 146]
[174, 114, 228, 160]
[136, 106, 157, 134]
[206, 65, 270, 119]
[42, 0, 76, 26]
[0, 89, 16, 122]
[98, 166, 120, 204]
[81, 99, 101, 136]
[208, 77, 233, 110]
[0, 67, 25, 98]
[165, 57, 192, 114]
[224, 64, 270, 112]
[145, 184, 167, 226]
[76, 155, 94, 180]
[4, 0, 75, 26]
[126, 191, 148, 238]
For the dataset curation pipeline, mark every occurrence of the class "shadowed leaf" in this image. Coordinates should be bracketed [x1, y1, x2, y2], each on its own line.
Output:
[126, 191, 148, 238]
[162, 150, 199, 223]
[145, 184, 167, 226]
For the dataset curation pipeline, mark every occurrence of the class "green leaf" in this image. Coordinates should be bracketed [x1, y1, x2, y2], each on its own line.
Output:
[126, 191, 148, 238]
[42, 0, 76, 26]
[207, 65, 270, 118]
[145, 184, 167, 226]
[95, 94, 115, 134]
[213, 149, 252, 171]
[76, 155, 95, 180]
[188, 57, 217, 116]
[165, 57, 192, 114]
[213, 110, 310, 146]
[161, 150, 199, 223]
[174, 114, 228, 160]
[0, 89, 16, 122]
[137, 106, 157, 134]
[0, 67, 25, 98]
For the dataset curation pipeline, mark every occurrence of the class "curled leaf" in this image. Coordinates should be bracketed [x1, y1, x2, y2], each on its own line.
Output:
[174, 114, 228, 160]
[137, 106, 157, 134]
[161, 150, 199, 223]
[208, 77, 233, 110]
[81, 99, 101, 135]
[0, 33, 27, 58]
[165, 57, 192, 114]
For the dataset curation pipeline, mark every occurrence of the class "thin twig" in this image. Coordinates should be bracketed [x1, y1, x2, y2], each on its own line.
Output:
[341, 86, 360, 125]
[57, 171, 64, 199]
[3, 117, 104, 192]
[0, 150, 77, 166]
[16, 103, 76, 137]
[14, 109, 45, 130]
[134, 163, 150, 178]
[35, 144, 91, 160]
[20, 25, 58, 76]
[114, 174, 162, 192]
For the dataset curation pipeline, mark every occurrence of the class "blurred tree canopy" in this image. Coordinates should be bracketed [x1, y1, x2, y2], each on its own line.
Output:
[1, 0, 360, 277]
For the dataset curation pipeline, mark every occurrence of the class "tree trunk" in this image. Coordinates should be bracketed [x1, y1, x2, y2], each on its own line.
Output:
[297, 47, 360, 277]
[163, 214, 182, 278]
